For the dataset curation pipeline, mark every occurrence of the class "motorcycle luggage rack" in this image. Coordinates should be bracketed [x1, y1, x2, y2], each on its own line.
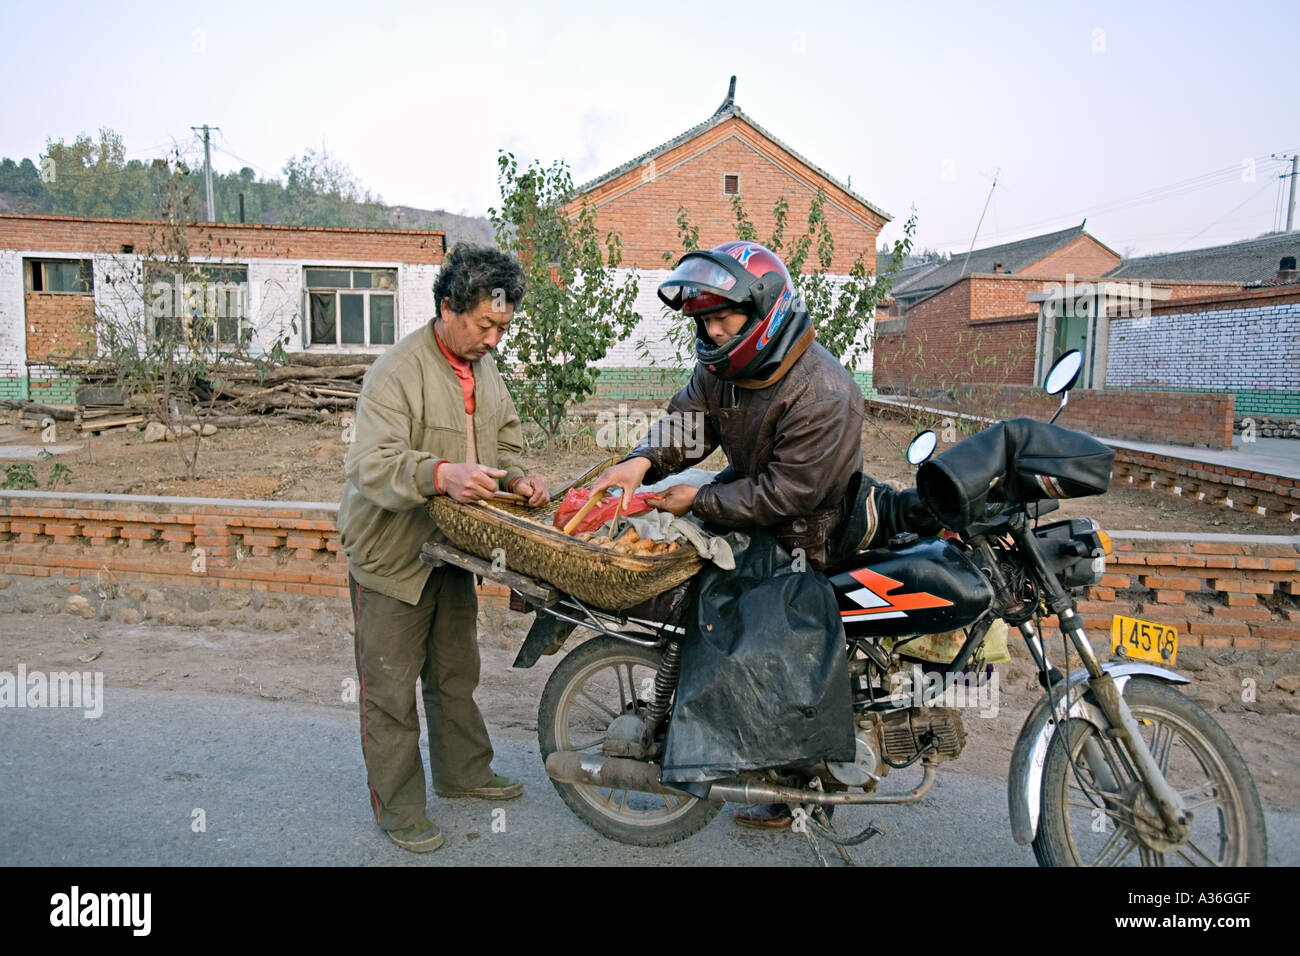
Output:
[420, 539, 676, 650]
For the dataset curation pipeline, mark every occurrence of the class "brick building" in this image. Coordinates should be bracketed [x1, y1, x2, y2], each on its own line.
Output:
[564, 80, 891, 398]
[874, 224, 1244, 392]
[0, 214, 445, 403]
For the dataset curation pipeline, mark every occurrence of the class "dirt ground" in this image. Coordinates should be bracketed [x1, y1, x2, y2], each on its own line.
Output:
[2, 402, 1296, 535]
[1, 571, 1297, 813]
[3, 401, 1299, 818]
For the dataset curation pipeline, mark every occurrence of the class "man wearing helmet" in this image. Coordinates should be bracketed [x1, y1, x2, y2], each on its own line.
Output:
[591, 241, 867, 830]
[592, 239, 865, 575]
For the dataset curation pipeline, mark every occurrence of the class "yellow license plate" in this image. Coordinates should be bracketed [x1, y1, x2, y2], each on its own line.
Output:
[1111, 615, 1178, 665]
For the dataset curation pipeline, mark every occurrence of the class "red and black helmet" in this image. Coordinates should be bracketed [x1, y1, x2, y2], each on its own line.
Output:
[657, 241, 810, 382]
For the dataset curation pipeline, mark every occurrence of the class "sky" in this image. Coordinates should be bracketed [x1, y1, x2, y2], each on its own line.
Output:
[1, 0, 1297, 258]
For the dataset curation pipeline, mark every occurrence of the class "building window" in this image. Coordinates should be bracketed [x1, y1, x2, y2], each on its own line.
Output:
[145, 263, 250, 350]
[26, 259, 93, 294]
[723, 174, 740, 196]
[305, 267, 397, 347]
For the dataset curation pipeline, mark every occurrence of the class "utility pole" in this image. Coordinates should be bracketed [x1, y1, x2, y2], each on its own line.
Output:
[961, 168, 999, 277]
[191, 124, 219, 221]
[1287, 155, 1298, 232]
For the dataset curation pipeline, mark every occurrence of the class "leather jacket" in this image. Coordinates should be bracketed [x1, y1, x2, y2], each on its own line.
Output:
[631, 341, 864, 569]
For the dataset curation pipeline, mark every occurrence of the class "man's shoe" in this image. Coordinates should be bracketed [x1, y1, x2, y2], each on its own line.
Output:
[733, 803, 794, 829]
[435, 773, 523, 800]
[386, 818, 445, 853]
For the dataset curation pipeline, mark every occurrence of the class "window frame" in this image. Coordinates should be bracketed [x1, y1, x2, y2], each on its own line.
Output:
[303, 266, 399, 349]
[143, 261, 251, 353]
[25, 257, 94, 295]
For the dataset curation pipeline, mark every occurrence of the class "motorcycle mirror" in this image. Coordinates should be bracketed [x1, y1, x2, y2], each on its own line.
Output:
[1044, 350, 1083, 396]
[906, 430, 938, 465]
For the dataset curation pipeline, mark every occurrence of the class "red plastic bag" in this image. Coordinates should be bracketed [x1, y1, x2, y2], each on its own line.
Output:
[552, 488, 656, 535]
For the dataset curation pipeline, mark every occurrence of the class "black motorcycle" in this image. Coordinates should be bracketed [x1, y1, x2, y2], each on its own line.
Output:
[441, 351, 1268, 865]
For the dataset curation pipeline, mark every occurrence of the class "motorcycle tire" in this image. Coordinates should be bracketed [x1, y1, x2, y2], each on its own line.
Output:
[537, 635, 721, 847]
[1032, 677, 1268, 867]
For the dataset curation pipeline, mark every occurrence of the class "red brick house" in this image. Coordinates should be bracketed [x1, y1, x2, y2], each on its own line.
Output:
[0, 213, 445, 403]
[563, 79, 892, 397]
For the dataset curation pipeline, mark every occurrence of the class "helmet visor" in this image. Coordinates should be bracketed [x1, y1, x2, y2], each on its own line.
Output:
[657, 254, 742, 310]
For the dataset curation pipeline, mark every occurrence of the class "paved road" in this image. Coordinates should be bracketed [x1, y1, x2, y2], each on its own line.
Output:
[2, 687, 1295, 867]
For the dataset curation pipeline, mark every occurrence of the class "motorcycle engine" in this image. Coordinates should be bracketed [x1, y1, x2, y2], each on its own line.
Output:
[829, 709, 967, 787]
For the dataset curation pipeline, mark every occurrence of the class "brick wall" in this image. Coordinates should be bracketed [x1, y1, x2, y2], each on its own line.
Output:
[1068, 534, 1300, 650]
[571, 116, 886, 274]
[1112, 447, 1300, 520]
[1024, 236, 1121, 277]
[873, 277, 1041, 389]
[23, 292, 95, 361]
[0, 250, 24, 399]
[1107, 296, 1300, 419]
[2, 493, 1294, 647]
[867, 384, 1233, 448]
[0, 492, 513, 610]
[0, 215, 445, 265]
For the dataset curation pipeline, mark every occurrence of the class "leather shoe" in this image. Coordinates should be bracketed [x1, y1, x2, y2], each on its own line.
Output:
[733, 803, 794, 829]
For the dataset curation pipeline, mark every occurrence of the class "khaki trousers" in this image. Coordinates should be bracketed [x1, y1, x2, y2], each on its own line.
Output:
[348, 565, 495, 830]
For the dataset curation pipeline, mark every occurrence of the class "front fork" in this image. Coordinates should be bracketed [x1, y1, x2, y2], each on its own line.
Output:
[981, 529, 1190, 841]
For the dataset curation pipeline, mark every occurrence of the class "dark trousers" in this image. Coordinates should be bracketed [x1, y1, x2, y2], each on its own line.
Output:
[348, 566, 495, 830]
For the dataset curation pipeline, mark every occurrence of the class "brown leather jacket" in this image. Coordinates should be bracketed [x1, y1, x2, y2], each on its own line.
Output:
[632, 341, 864, 569]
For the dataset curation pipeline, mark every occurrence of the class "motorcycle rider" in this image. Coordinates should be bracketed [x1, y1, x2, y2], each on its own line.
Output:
[591, 239, 866, 828]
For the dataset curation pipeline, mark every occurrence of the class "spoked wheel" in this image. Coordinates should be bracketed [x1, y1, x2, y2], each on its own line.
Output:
[1033, 677, 1267, 867]
[537, 635, 720, 846]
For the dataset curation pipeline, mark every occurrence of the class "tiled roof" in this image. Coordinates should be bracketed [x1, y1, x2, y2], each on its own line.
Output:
[1106, 232, 1300, 283]
[890, 224, 1098, 297]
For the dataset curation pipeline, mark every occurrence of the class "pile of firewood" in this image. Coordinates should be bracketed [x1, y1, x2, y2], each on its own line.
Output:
[3, 354, 376, 433]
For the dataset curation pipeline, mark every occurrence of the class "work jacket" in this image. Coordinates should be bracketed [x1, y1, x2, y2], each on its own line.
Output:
[338, 321, 527, 605]
[632, 340, 864, 569]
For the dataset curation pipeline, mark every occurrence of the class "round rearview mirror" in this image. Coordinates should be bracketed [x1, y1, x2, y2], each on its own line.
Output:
[906, 430, 938, 465]
[1044, 350, 1083, 396]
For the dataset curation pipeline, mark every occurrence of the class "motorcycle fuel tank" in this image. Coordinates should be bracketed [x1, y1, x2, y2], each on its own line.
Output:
[828, 538, 994, 639]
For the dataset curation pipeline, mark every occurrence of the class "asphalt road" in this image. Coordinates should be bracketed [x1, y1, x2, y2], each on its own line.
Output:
[2, 687, 1296, 867]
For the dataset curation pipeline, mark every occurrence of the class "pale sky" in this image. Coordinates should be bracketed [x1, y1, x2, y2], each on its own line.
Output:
[2, 0, 1296, 257]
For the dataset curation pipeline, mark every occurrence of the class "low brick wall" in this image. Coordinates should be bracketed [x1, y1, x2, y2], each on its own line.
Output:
[1067, 533, 1300, 650]
[1112, 447, 1300, 521]
[1, 494, 1296, 647]
[871, 386, 1234, 448]
[0, 491, 513, 609]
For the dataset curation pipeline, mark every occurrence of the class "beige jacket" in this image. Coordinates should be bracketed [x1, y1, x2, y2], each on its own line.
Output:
[337, 321, 527, 604]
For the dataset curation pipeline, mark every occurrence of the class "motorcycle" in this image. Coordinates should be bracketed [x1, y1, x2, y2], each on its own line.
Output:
[433, 351, 1268, 865]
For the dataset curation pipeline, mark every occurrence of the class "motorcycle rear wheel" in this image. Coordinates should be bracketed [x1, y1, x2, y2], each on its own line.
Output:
[1033, 677, 1267, 867]
[537, 635, 721, 846]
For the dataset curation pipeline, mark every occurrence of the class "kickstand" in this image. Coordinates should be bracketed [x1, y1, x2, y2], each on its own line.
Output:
[811, 807, 855, 867]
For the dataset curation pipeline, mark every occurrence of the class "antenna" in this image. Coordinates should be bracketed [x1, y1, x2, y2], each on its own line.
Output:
[960, 168, 1000, 277]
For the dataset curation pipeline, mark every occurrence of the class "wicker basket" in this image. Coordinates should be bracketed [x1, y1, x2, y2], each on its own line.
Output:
[425, 458, 701, 610]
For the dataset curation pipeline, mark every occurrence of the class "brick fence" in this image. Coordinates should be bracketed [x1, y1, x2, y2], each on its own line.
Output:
[0, 491, 514, 610]
[1, 491, 1296, 648]
[1112, 447, 1300, 521]
[869, 386, 1234, 448]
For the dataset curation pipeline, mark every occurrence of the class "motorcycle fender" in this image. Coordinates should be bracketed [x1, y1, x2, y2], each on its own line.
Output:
[1007, 661, 1190, 846]
[511, 614, 577, 669]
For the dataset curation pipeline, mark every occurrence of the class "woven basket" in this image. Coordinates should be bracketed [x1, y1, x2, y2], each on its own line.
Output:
[426, 457, 701, 610]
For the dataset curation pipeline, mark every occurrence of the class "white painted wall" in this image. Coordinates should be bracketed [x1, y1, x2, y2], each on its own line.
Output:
[398, 263, 437, 340]
[247, 260, 302, 355]
[0, 251, 24, 384]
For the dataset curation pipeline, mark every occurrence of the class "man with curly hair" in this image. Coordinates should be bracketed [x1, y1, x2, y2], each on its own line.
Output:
[339, 243, 549, 852]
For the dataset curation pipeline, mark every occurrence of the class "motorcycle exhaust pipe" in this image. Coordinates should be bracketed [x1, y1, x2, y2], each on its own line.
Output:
[545, 751, 689, 797]
[706, 765, 937, 806]
[546, 751, 939, 805]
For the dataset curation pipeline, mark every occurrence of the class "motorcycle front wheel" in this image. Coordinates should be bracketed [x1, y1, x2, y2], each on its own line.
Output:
[537, 635, 721, 846]
[1033, 677, 1267, 866]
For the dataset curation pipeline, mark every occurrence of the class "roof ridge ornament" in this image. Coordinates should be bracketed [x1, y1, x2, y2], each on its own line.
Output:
[713, 76, 737, 116]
